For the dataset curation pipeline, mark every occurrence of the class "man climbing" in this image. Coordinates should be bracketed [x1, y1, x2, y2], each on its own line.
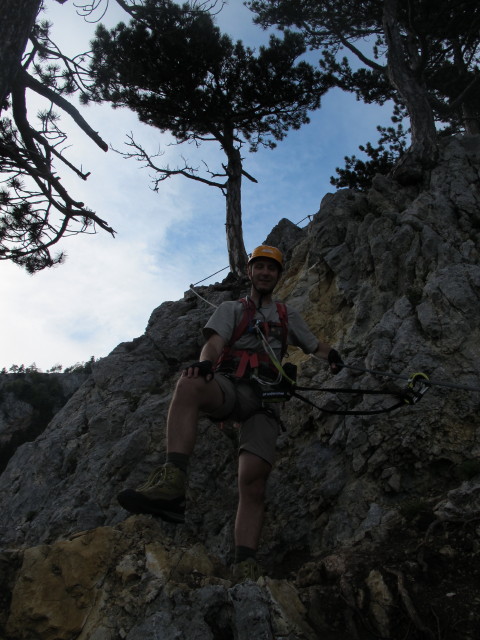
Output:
[117, 245, 343, 579]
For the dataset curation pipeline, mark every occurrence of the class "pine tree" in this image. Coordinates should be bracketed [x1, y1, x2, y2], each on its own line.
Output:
[249, 0, 480, 185]
[0, 0, 115, 272]
[89, 0, 331, 275]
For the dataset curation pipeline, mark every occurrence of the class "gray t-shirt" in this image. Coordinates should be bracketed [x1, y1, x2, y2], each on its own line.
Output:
[203, 299, 319, 359]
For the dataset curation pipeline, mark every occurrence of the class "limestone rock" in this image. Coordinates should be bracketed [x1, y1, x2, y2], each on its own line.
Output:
[0, 371, 89, 474]
[6, 518, 316, 640]
[264, 216, 307, 267]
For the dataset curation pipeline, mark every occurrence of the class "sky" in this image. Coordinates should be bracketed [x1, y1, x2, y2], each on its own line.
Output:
[1, 0, 393, 371]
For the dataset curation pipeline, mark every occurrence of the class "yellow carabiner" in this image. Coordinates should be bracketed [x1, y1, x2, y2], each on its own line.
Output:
[404, 372, 430, 404]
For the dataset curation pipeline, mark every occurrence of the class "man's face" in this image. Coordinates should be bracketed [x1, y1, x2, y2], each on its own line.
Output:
[248, 259, 281, 294]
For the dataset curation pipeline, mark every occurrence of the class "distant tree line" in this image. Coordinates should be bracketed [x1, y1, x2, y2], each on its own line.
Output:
[0, 355, 90, 473]
[0, 356, 96, 375]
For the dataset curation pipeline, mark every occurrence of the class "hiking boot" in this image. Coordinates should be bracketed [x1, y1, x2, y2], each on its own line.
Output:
[231, 558, 264, 583]
[117, 463, 186, 523]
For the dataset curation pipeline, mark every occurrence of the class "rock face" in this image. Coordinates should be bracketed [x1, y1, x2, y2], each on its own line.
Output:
[1, 135, 480, 639]
[0, 370, 90, 474]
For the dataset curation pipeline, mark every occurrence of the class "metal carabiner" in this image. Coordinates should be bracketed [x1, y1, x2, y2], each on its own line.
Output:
[403, 372, 430, 404]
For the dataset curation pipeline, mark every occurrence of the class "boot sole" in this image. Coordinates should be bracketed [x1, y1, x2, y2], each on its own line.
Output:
[117, 489, 185, 524]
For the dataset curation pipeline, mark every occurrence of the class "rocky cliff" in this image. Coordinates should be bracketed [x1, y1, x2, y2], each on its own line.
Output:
[0, 370, 90, 475]
[1, 135, 480, 639]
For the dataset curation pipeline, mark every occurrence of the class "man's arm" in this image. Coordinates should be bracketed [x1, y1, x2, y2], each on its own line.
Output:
[315, 341, 331, 361]
[183, 332, 226, 381]
[199, 333, 226, 363]
[314, 341, 344, 375]
[287, 306, 342, 374]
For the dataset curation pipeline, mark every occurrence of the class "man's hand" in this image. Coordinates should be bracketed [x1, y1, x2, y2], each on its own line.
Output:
[328, 348, 344, 375]
[182, 360, 214, 381]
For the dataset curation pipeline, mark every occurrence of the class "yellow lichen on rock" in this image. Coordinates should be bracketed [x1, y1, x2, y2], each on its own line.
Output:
[6, 527, 121, 640]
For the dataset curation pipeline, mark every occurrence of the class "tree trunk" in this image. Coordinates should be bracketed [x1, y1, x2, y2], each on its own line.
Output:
[462, 103, 480, 135]
[452, 43, 480, 135]
[224, 143, 248, 278]
[0, 0, 41, 112]
[383, 0, 438, 183]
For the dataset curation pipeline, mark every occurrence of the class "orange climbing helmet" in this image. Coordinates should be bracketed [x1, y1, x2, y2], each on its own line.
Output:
[247, 245, 283, 270]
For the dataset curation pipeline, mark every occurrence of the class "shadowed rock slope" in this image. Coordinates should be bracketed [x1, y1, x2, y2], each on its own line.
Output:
[1, 135, 480, 639]
[0, 369, 90, 475]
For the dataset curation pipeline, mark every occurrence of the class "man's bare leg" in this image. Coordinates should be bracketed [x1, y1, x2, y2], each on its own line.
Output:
[117, 372, 224, 519]
[234, 451, 271, 552]
[166, 373, 224, 455]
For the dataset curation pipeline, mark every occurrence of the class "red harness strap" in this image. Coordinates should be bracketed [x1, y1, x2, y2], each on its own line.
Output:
[215, 298, 289, 378]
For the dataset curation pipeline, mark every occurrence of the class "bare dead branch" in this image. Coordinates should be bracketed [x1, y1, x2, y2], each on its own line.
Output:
[242, 168, 258, 183]
[20, 68, 108, 151]
[118, 134, 227, 190]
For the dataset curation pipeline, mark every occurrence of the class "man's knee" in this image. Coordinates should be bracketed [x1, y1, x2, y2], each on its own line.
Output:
[238, 452, 271, 501]
[173, 375, 224, 411]
[174, 374, 204, 397]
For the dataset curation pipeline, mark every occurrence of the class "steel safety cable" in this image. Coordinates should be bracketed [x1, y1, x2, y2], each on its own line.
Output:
[310, 355, 480, 394]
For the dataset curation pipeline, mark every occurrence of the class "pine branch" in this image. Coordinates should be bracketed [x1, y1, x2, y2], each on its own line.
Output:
[20, 67, 108, 152]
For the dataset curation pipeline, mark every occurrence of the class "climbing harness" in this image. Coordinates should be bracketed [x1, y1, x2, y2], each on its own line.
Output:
[215, 297, 289, 380]
[252, 362, 298, 404]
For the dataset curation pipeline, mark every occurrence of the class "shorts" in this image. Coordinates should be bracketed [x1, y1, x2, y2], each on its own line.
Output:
[204, 373, 280, 466]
